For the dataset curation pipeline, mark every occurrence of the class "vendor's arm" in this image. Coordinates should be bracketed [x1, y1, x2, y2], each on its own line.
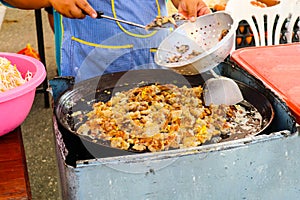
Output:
[171, 0, 211, 21]
[1, 0, 97, 19]
[1, 0, 50, 8]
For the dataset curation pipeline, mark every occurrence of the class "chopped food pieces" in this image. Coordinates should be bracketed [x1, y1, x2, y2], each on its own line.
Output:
[219, 29, 229, 41]
[77, 84, 262, 152]
[176, 44, 189, 54]
[185, 50, 201, 60]
[145, 14, 186, 30]
[0, 57, 32, 92]
[165, 28, 229, 64]
[167, 54, 183, 63]
[167, 44, 202, 63]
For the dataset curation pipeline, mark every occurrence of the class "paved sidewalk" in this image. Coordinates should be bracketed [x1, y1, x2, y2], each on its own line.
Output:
[0, 7, 61, 200]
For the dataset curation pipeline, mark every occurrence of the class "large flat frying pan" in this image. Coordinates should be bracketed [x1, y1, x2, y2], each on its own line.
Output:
[55, 69, 274, 158]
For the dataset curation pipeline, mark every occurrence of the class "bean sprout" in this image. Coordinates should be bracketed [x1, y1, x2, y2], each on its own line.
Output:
[0, 57, 32, 92]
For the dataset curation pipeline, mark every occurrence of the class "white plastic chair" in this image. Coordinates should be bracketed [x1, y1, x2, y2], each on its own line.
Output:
[286, 0, 300, 43]
[225, 0, 293, 47]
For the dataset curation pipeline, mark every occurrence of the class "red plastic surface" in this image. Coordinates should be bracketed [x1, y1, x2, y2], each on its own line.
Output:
[231, 43, 300, 123]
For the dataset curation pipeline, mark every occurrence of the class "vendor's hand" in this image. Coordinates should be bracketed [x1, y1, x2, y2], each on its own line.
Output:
[172, 0, 211, 22]
[49, 0, 97, 19]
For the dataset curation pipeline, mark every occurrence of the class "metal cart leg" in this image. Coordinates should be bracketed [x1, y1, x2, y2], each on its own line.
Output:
[34, 9, 50, 108]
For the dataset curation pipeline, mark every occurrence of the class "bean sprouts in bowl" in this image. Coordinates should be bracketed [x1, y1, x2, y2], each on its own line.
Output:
[0, 52, 46, 136]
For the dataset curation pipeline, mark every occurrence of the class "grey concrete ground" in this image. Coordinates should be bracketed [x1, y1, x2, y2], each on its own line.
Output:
[0, 8, 61, 200]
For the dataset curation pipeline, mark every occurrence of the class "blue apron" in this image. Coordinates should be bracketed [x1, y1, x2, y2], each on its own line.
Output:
[55, 0, 171, 82]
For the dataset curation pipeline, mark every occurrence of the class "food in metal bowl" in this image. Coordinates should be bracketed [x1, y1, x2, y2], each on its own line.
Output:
[165, 29, 229, 64]
[76, 84, 263, 152]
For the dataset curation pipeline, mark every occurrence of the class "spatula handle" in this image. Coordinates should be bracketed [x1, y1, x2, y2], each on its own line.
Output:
[84, 10, 146, 29]
[82, 10, 104, 18]
[94, 11, 104, 19]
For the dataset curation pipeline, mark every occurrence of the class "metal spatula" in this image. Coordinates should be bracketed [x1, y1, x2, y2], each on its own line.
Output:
[92, 11, 146, 29]
[203, 70, 243, 106]
[91, 11, 186, 30]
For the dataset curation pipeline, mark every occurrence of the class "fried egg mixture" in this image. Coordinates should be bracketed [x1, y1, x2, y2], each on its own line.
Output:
[76, 84, 262, 152]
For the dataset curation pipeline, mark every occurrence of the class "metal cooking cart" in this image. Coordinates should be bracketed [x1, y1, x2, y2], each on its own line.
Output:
[50, 61, 299, 200]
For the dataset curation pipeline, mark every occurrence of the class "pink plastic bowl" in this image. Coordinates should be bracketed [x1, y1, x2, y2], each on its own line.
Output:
[0, 52, 46, 136]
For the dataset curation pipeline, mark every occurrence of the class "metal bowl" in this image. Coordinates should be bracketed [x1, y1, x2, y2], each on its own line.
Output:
[155, 11, 236, 75]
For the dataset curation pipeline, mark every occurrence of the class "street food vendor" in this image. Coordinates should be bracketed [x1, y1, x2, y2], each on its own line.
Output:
[1, 0, 211, 81]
